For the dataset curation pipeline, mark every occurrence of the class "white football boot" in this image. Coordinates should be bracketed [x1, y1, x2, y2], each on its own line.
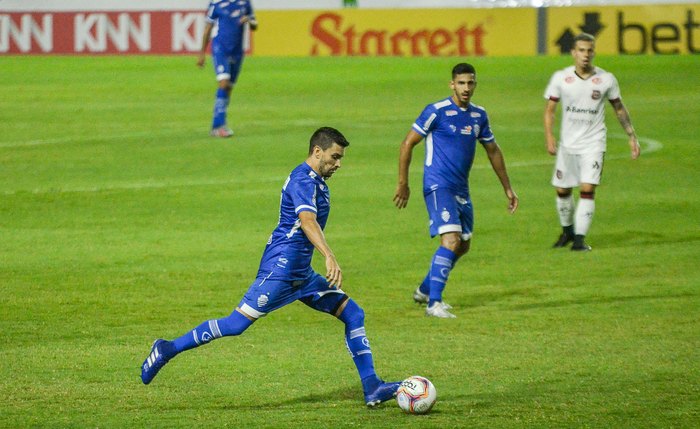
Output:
[413, 288, 452, 310]
[425, 302, 456, 318]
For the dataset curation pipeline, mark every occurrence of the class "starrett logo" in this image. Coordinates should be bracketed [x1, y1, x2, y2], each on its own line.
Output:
[310, 12, 486, 56]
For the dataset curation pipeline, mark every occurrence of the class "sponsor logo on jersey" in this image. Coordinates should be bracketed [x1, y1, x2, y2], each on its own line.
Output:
[565, 76, 575, 83]
[591, 90, 601, 100]
[592, 77, 602, 84]
[460, 125, 473, 135]
[470, 112, 481, 118]
[455, 196, 468, 205]
[446, 110, 458, 116]
[565, 105, 599, 114]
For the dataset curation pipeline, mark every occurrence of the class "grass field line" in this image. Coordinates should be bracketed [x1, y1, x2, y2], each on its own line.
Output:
[1, 136, 662, 196]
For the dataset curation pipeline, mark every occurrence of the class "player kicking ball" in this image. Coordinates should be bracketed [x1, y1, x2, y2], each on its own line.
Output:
[140, 127, 399, 407]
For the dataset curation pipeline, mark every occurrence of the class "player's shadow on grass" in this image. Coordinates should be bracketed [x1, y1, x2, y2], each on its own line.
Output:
[464, 287, 544, 308]
[597, 231, 700, 248]
[507, 292, 696, 311]
[219, 386, 368, 410]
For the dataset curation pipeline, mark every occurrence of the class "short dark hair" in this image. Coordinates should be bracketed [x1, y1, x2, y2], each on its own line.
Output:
[308, 127, 350, 154]
[452, 63, 476, 79]
[574, 33, 595, 44]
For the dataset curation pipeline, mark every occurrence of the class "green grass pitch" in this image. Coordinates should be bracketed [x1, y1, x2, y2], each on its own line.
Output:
[1, 54, 699, 428]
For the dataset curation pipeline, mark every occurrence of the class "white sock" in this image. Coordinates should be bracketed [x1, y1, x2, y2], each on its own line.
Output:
[556, 194, 574, 227]
[575, 198, 595, 236]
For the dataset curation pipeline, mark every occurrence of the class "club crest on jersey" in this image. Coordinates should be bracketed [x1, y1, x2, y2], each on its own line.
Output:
[441, 209, 450, 222]
[460, 125, 473, 135]
[449, 125, 457, 133]
[445, 110, 458, 116]
[591, 90, 601, 100]
[565, 76, 575, 84]
[592, 77, 602, 84]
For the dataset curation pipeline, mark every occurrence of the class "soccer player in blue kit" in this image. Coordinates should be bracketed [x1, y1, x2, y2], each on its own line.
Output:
[393, 63, 519, 319]
[140, 127, 400, 407]
[197, 0, 257, 137]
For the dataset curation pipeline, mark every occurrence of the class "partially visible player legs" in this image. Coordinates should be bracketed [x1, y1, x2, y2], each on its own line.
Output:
[423, 233, 469, 318]
[301, 291, 400, 407]
[140, 308, 254, 384]
[553, 188, 575, 248]
[572, 187, 595, 251]
[210, 79, 234, 137]
[338, 299, 401, 407]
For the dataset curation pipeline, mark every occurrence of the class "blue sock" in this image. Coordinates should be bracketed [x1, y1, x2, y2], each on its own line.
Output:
[338, 299, 379, 392]
[418, 274, 430, 295]
[211, 88, 229, 129]
[428, 246, 457, 306]
[172, 309, 253, 354]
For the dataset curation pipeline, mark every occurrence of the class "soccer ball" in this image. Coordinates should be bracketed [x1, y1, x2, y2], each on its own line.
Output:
[395, 375, 437, 414]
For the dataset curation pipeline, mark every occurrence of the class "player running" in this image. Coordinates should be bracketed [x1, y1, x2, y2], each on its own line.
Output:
[544, 33, 640, 251]
[140, 127, 400, 407]
[197, 0, 257, 137]
[393, 63, 519, 319]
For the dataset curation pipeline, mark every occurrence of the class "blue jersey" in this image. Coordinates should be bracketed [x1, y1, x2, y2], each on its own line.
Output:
[257, 162, 330, 281]
[413, 97, 495, 196]
[206, 0, 255, 55]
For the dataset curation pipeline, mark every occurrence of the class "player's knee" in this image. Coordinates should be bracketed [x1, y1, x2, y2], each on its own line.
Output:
[557, 189, 572, 198]
[338, 299, 365, 329]
[441, 235, 462, 252]
[217, 310, 253, 337]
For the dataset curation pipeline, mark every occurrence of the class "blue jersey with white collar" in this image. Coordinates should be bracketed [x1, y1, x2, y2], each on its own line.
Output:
[206, 0, 255, 55]
[413, 97, 495, 196]
[257, 162, 330, 281]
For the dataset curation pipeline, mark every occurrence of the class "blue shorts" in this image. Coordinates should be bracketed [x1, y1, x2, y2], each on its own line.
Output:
[212, 44, 244, 83]
[238, 271, 348, 319]
[424, 188, 474, 240]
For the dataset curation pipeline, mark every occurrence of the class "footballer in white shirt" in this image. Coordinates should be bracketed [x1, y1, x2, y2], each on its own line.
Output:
[543, 33, 640, 251]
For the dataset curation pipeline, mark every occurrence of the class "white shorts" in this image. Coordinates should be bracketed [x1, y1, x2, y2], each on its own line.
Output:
[551, 148, 605, 188]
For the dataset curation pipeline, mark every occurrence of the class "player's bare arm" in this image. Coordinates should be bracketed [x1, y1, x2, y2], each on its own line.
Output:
[544, 99, 559, 156]
[394, 130, 424, 209]
[299, 210, 342, 288]
[483, 142, 519, 213]
[610, 98, 640, 160]
[239, 15, 258, 30]
[197, 22, 214, 68]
